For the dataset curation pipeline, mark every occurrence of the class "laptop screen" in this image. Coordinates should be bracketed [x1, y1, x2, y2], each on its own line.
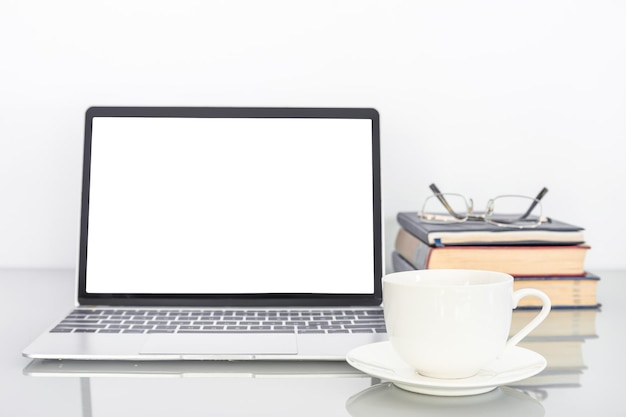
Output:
[78, 107, 382, 306]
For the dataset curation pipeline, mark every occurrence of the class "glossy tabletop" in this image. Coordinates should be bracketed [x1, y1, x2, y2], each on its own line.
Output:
[2, 269, 625, 416]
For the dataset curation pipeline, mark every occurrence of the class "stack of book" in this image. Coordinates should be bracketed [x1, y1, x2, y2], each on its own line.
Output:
[392, 212, 600, 308]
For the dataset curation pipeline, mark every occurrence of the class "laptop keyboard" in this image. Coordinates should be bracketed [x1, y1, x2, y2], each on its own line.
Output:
[50, 308, 387, 334]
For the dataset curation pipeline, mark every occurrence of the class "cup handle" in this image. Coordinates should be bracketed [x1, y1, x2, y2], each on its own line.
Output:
[503, 289, 552, 354]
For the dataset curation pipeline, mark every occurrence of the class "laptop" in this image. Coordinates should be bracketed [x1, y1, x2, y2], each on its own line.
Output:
[23, 106, 386, 360]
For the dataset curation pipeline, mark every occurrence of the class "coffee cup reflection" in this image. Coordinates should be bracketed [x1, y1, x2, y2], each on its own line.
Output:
[346, 382, 545, 417]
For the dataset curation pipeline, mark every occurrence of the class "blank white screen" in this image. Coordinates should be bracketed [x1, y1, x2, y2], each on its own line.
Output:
[86, 117, 375, 294]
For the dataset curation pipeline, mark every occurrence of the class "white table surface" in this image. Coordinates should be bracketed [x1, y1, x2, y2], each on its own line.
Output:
[1, 268, 625, 416]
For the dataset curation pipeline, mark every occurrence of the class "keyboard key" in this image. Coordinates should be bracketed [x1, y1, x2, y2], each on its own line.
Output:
[60, 319, 101, 324]
[50, 327, 73, 333]
[131, 325, 154, 330]
[202, 325, 225, 330]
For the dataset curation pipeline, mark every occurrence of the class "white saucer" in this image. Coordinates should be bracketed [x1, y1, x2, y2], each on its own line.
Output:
[346, 342, 546, 396]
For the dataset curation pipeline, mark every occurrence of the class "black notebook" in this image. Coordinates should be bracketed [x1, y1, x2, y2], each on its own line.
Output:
[397, 212, 585, 247]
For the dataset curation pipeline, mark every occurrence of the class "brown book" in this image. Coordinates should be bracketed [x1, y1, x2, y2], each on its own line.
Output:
[513, 275, 599, 308]
[395, 228, 590, 276]
[392, 251, 600, 308]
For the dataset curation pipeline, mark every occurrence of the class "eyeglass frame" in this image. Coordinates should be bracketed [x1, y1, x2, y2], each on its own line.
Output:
[420, 183, 550, 228]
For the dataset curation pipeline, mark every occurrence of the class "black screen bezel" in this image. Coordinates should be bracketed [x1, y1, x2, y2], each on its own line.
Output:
[78, 106, 382, 307]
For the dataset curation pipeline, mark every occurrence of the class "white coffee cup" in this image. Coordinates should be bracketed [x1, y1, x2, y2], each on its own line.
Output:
[383, 269, 551, 379]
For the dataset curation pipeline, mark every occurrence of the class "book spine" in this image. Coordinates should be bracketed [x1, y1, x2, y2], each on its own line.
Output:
[391, 251, 416, 272]
[396, 212, 431, 245]
[394, 228, 431, 269]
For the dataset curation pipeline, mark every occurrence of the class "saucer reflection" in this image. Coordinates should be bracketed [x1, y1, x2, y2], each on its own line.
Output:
[346, 382, 545, 417]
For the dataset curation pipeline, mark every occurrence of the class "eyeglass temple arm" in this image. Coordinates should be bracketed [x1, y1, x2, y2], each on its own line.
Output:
[429, 183, 465, 219]
[520, 187, 549, 219]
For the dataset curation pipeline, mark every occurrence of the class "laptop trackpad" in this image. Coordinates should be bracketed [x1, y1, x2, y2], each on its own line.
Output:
[140, 333, 298, 357]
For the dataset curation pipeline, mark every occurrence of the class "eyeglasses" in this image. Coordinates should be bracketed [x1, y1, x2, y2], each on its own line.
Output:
[418, 183, 549, 229]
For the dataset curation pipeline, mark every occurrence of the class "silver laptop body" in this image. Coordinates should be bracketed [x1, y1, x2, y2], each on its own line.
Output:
[23, 106, 385, 360]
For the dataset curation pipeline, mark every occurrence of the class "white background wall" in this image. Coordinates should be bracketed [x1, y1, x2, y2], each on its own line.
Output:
[1, 0, 625, 272]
